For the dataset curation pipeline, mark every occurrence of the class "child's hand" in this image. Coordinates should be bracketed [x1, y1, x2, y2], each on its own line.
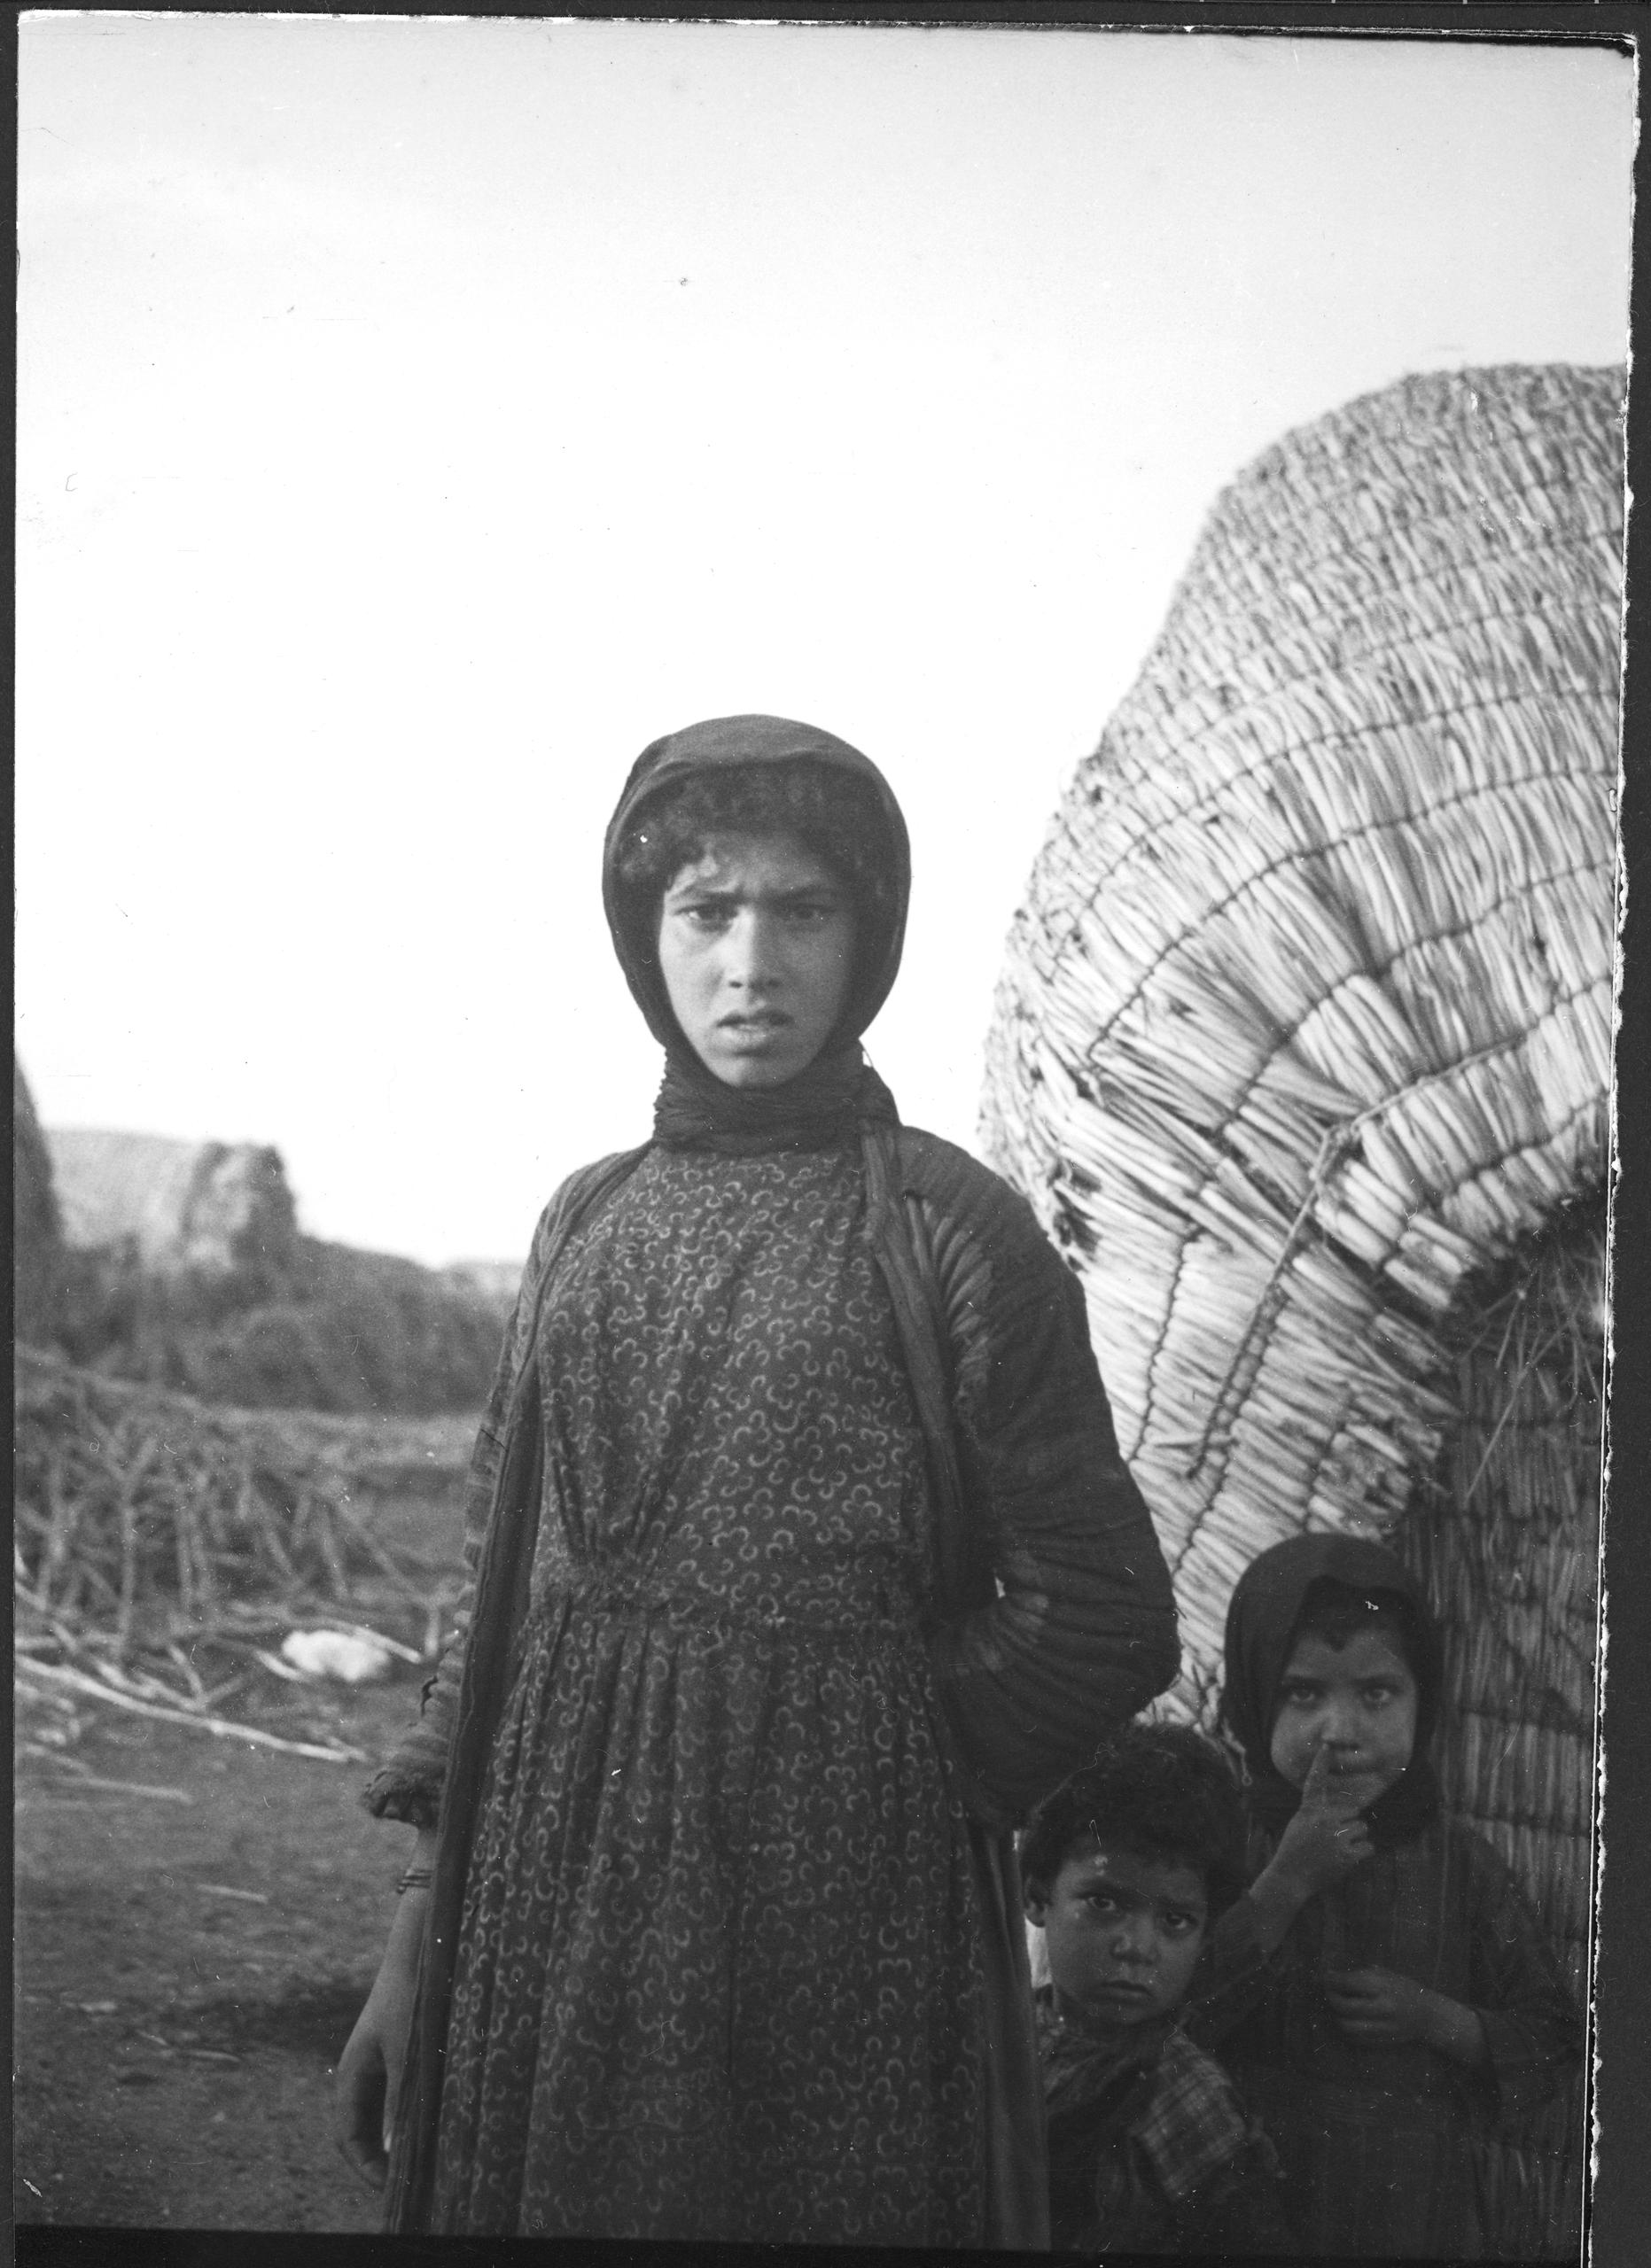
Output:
[1324, 1965, 1432, 2045]
[1324, 1967, 1487, 2070]
[1270, 1744, 1374, 1899]
[1242, 1746, 1375, 1953]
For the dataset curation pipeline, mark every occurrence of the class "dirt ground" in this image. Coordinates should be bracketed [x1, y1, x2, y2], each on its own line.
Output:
[15, 1665, 427, 2233]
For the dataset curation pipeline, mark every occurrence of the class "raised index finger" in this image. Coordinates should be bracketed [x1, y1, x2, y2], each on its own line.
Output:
[1300, 1742, 1336, 1807]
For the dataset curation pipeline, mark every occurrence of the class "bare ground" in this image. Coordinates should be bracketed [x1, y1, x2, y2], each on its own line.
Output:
[15, 1666, 424, 2233]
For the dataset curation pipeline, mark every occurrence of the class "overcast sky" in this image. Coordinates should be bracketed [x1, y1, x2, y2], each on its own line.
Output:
[16, 17, 1634, 1266]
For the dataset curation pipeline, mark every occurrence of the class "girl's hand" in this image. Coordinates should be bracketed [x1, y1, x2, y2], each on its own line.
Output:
[1325, 1964, 1430, 2043]
[1270, 1744, 1374, 1899]
[1242, 1748, 1374, 1955]
[1325, 1968, 1487, 2067]
[334, 1956, 418, 2190]
[333, 1881, 428, 2190]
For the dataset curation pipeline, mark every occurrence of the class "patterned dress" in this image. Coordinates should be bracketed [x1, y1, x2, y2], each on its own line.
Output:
[429, 1143, 981, 2241]
[368, 1127, 1179, 2242]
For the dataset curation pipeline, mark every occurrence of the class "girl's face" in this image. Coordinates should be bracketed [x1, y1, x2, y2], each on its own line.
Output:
[658, 830, 856, 1089]
[1268, 1626, 1419, 1809]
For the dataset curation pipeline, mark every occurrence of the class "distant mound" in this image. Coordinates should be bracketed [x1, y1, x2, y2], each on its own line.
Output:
[36, 1119, 518, 1417]
[48, 1129, 299, 1286]
[14, 1059, 66, 1347]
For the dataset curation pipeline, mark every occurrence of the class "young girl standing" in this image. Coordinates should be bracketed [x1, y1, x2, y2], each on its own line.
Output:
[1192, 1533, 1581, 2258]
[334, 716, 1179, 2244]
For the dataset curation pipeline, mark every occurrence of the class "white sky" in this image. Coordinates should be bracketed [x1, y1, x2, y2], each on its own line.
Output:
[16, 16, 1635, 1267]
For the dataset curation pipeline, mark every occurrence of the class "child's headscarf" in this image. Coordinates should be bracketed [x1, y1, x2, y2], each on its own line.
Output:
[1221, 1532, 1445, 1850]
[601, 714, 910, 1153]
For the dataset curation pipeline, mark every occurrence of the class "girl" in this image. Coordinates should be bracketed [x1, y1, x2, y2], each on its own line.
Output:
[1192, 1532, 1581, 2257]
[332, 715, 1179, 2245]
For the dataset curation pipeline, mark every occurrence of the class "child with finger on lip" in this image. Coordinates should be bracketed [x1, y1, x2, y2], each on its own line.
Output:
[1188, 1533, 1582, 2257]
[1022, 1723, 1297, 2254]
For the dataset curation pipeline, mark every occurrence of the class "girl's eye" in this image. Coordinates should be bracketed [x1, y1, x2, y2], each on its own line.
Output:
[1279, 1684, 1319, 1707]
[1161, 1912, 1200, 1936]
[1084, 1892, 1121, 1916]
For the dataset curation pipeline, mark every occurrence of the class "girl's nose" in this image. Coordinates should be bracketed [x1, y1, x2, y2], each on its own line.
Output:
[725, 911, 779, 989]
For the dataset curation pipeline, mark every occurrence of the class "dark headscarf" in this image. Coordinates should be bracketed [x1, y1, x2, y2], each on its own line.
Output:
[1220, 1532, 1445, 1850]
[602, 714, 910, 1153]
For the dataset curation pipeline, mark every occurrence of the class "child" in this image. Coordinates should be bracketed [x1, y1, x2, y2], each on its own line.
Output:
[1191, 1531, 1582, 2258]
[1022, 1723, 1295, 2253]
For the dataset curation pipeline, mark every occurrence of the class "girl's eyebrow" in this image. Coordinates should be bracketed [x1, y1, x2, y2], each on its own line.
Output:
[666, 880, 844, 906]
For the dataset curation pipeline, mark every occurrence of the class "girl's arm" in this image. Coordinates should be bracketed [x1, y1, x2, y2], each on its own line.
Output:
[1460, 1831, 1585, 2117]
[1243, 1743, 1375, 1951]
[361, 1147, 646, 1827]
[358, 1189, 567, 1827]
[333, 1247, 546, 2187]
[357, 1334, 522, 1827]
[913, 1153, 1180, 1826]
[1324, 1832, 1582, 2098]
[1184, 1752, 1375, 2047]
[333, 1824, 440, 2187]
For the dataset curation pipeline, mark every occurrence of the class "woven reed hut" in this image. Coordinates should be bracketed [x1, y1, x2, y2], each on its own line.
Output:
[984, 363, 1618, 2255]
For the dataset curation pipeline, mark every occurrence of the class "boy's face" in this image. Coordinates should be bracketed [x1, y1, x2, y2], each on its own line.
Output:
[1268, 1627, 1419, 1808]
[1024, 1842, 1209, 2037]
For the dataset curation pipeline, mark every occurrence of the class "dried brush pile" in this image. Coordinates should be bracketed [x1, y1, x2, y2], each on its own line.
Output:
[14, 1348, 474, 1762]
[984, 364, 1618, 2255]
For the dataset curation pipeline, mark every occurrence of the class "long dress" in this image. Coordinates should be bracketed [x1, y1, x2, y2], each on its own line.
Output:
[368, 1130, 1179, 2243]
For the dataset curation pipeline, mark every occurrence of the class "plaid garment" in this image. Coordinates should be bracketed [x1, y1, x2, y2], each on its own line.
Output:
[1035, 1989, 1290, 2253]
[1131, 2026, 1257, 2202]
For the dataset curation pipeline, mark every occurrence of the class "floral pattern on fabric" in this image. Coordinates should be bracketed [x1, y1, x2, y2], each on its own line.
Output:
[428, 1143, 987, 2242]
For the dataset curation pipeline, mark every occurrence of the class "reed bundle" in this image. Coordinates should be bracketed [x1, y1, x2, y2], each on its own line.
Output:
[1408, 1195, 1602, 2256]
[13, 1347, 471, 1758]
[985, 361, 1617, 1680]
[985, 365, 1618, 2255]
